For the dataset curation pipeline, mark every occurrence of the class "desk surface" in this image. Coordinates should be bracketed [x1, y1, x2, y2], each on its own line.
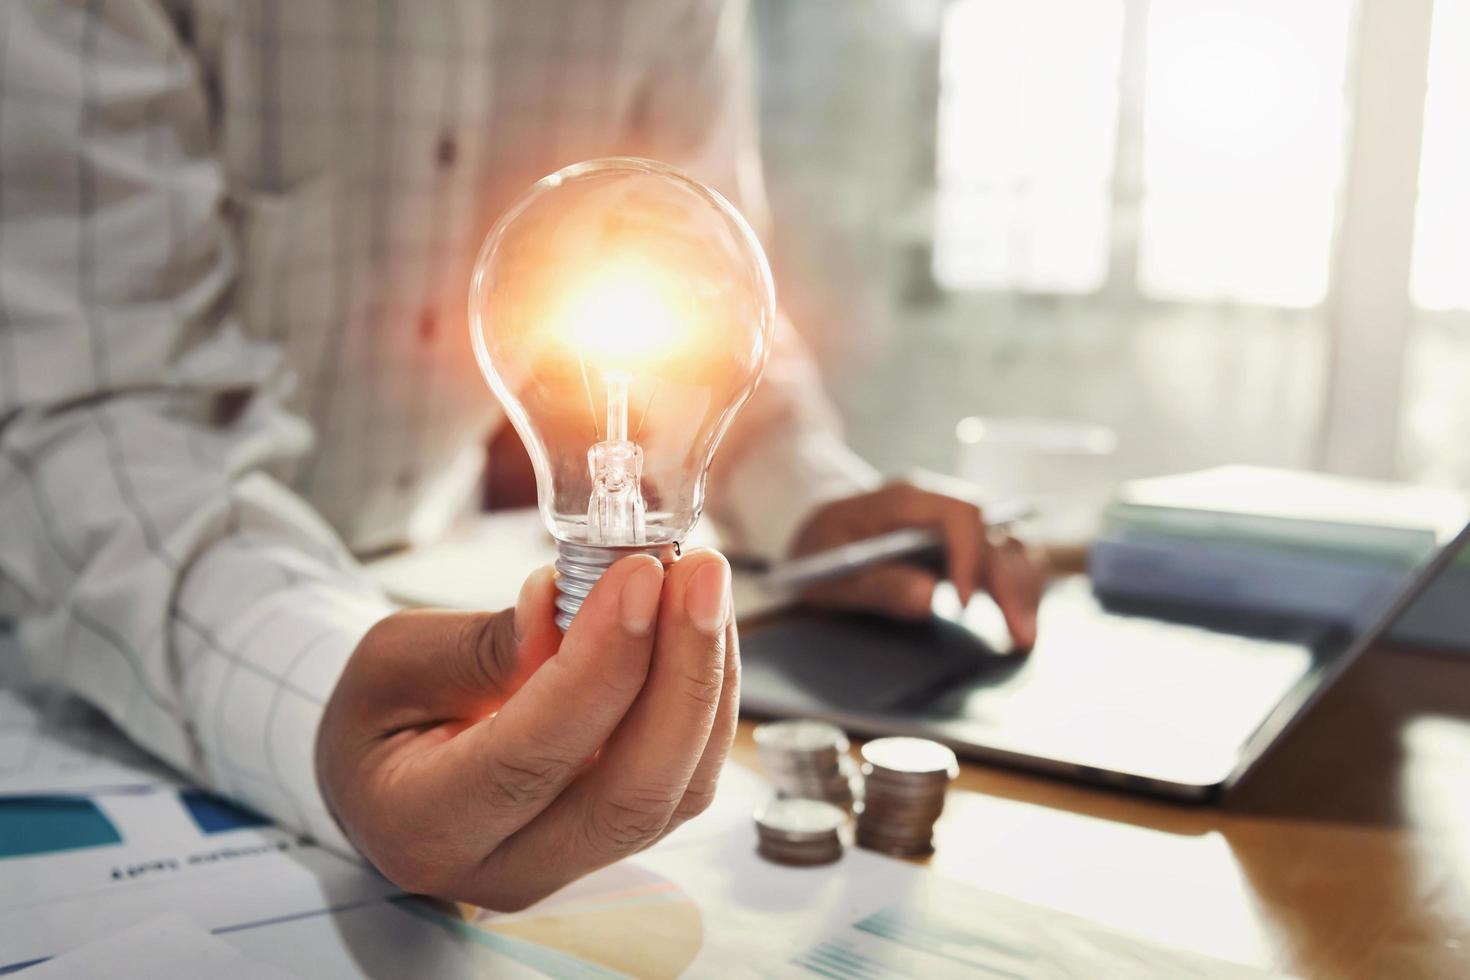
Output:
[731, 643, 1470, 979]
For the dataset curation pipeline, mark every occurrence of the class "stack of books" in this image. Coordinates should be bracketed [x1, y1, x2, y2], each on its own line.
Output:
[1088, 466, 1470, 649]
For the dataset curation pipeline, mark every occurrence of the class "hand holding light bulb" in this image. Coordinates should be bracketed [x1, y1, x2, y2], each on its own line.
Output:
[317, 549, 738, 911]
[316, 160, 761, 908]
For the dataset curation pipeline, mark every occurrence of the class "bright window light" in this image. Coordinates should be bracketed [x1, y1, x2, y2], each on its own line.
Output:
[1411, 0, 1470, 312]
[1138, 0, 1352, 308]
[934, 0, 1124, 294]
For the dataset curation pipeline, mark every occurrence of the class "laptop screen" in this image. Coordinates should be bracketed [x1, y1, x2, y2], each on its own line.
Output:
[741, 521, 1470, 795]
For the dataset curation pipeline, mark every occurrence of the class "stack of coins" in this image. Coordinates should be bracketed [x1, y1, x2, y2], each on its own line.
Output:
[855, 737, 959, 857]
[754, 798, 847, 866]
[753, 720, 857, 810]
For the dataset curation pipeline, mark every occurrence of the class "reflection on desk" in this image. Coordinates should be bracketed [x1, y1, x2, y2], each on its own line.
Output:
[734, 643, 1470, 979]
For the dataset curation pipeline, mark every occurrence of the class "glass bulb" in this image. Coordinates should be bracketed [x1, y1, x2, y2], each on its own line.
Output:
[469, 158, 776, 628]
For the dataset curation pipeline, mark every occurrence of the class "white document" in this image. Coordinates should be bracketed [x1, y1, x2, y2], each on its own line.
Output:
[22, 914, 297, 980]
[0, 782, 401, 969]
[0, 689, 177, 794]
[394, 835, 1279, 980]
[778, 871, 1278, 980]
[365, 508, 788, 620]
[220, 899, 547, 980]
[366, 508, 563, 611]
[388, 761, 1278, 980]
[632, 837, 1275, 979]
[1, 752, 1282, 979]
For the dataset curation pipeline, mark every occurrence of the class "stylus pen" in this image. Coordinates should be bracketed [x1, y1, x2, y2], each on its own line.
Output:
[760, 498, 1035, 592]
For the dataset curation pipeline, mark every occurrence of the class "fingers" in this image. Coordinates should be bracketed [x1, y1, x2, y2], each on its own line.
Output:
[796, 479, 1043, 644]
[803, 563, 937, 621]
[467, 550, 732, 910]
[933, 497, 986, 606]
[886, 483, 986, 606]
[367, 555, 665, 883]
[659, 609, 741, 842]
[795, 482, 990, 617]
[339, 567, 561, 734]
[985, 534, 1043, 650]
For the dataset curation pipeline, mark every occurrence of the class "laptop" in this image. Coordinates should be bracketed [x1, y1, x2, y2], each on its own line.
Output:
[739, 520, 1470, 801]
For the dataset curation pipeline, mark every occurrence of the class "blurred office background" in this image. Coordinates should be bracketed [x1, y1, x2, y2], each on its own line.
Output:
[750, 0, 1469, 495]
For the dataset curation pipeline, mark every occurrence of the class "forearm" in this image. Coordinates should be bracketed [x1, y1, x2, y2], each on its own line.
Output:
[173, 515, 393, 852]
[711, 410, 879, 562]
[704, 309, 879, 560]
[1, 396, 392, 854]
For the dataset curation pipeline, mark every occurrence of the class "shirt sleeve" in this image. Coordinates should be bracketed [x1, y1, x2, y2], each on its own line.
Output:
[631, 0, 881, 562]
[0, 0, 390, 854]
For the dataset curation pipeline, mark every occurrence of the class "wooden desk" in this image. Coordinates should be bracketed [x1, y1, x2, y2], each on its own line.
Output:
[731, 645, 1470, 979]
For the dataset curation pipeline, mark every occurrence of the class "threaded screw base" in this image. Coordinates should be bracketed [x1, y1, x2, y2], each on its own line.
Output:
[554, 540, 680, 631]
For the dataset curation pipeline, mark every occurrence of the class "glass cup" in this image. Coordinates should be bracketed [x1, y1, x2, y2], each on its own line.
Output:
[955, 416, 1119, 547]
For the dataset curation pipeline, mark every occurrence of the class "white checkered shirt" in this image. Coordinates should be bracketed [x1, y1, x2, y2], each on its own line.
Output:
[0, 0, 876, 854]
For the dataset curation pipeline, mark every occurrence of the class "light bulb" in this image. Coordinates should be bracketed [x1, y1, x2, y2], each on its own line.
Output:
[469, 158, 776, 629]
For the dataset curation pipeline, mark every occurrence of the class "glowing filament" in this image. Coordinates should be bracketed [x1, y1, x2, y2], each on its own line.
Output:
[554, 262, 686, 367]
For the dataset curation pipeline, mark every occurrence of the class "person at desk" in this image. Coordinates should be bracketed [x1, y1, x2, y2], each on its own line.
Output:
[0, 0, 1041, 910]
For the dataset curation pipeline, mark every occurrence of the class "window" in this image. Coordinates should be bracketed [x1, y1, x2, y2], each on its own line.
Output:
[1138, 0, 1352, 306]
[934, 0, 1354, 308]
[755, 0, 1466, 488]
[934, 0, 1123, 293]
[1400, 0, 1470, 488]
[1411, 0, 1470, 313]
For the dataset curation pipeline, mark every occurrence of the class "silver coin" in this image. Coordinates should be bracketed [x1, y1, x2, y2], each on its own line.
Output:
[862, 777, 948, 798]
[860, 737, 959, 780]
[858, 811, 946, 834]
[757, 839, 845, 867]
[777, 788, 854, 813]
[853, 738, 953, 858]
[855, 834, 934, 858]
[856, 828, 936, 846]
[754, 720, 850, 755]
[754, 798, 847, 842]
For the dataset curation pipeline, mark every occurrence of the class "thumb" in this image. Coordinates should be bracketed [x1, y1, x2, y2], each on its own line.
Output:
[804, 564, 937, 621]
[351, 566, 561, 723]
[453, 564, 563, 709]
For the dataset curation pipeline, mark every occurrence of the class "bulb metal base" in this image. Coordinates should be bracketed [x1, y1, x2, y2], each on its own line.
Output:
[554, 540, 680, 631]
